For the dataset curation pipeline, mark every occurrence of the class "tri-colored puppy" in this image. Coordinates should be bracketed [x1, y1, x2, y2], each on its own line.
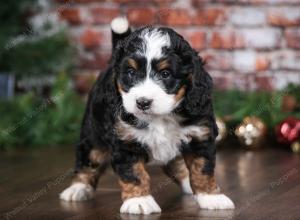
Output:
[60, 17, 235, 214]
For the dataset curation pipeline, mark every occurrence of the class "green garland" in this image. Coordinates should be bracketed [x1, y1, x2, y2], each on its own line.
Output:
[0, 74, 84, 149]
[213, 84, 300, 129]
[1, 82, 299, 149]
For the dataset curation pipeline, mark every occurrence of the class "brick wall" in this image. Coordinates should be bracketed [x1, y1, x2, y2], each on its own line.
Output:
[56, 0, 300, 90]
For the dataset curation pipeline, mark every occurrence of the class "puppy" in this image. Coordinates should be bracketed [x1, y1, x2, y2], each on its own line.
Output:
[60, 17, 235, 214]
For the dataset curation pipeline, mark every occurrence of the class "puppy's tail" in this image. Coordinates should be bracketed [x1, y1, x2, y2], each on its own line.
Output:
[111, 17, 131, 53]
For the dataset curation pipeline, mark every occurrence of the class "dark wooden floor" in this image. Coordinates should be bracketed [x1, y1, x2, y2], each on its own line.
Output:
[1, 145, 299, 220]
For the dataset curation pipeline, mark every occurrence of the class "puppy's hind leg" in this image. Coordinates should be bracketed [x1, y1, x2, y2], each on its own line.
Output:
[60, 139, 110, 202]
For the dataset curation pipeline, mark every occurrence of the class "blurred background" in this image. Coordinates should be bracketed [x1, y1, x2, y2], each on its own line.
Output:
[0, 0, 299, 151]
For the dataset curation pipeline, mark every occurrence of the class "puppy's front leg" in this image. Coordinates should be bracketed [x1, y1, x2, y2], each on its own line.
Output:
[60, 147, 109, 201]
[112, 152, 161, 215]
[183, 151, 235, 210]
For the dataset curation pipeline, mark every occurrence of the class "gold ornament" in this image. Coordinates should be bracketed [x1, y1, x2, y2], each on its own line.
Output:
[235, 116, 267, 148]
[291, 142, 300, 153]
[216, 117, 227, 143]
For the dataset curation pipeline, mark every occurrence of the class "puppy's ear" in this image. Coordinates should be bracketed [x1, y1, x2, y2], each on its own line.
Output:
[182, 49, 213, 118]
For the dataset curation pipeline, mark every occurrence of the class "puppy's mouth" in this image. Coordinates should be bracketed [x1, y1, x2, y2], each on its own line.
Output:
[138, 109, 151, 114]
[133, 107, 175, 119]
[135, 109, 155, 116]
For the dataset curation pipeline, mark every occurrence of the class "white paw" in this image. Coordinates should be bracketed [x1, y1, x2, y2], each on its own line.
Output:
[195, 193, 235, 210]
[120, 195, 161, 215]
[59, 183, 94, 201]
[181, 177, 193, 194]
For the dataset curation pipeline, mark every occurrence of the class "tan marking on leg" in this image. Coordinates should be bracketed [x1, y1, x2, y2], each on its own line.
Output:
[163, 156, 189, 184]
[156, 59, 170, 71]
[89, 148, 110, 166]
[175, 86, 186, 102]
[184, 154, 218, 194]
[72, 168, 100, 189]
[119, 162, 150, 201]
[128, 58, 138, 70]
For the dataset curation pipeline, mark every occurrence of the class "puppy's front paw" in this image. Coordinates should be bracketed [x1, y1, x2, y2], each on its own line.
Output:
[60, 183, 94, 201]
[195, 193, 235, 210]
[120, 195, 161, 214]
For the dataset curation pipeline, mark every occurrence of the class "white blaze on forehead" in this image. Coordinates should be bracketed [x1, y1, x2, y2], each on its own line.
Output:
[140, 29, 171, 74]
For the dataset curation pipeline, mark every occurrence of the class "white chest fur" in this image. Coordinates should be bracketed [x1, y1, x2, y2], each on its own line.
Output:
[116, 115, 210, 164]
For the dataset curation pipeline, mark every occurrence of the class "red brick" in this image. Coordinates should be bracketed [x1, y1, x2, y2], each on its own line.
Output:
[232, 51, 269, 72]
[127, 8, 155, 25]
[201, 0, 300, 5]
[154, 0, 173, 6]
[213, 73, 257, 90]
[210, 31, 244, 49]
[268, 8, 300, 26]
[211, 74, 233, 90]
[231, 74, 255, 90]
[56, 0, 99, 3]
[255, 75, 273, 91]
[285, 29, 300, 49]
[159, 8, 191, 26]
[54, 0, 300, 91]
[154, 0, 173, 2]
[192, 0, 216, 6]
[154, 8, 173, 24]
[239, 0, 300, 4]
[256, 57, 270, 71]
[90, 6, 120, 24]
[202, 52, 232, 70]
[185, 31, 206, 50]
[214, 0, 237, 3]
[79, 52, 111, 70]
[194, 8, 226, 26]
[79, 29, 103, 49]
[113, 0, 152, 3]
[59, 7, 81, 25]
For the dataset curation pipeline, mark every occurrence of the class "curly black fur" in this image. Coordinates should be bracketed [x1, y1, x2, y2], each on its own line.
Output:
[74, 26, 218, 185]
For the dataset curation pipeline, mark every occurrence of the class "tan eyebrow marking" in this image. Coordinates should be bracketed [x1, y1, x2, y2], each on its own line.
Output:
[157, 59, 170, 71]
[128, 58, 138, 70]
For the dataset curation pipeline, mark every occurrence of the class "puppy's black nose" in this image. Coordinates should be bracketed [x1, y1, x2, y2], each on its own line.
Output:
[136, 98, 153, 110]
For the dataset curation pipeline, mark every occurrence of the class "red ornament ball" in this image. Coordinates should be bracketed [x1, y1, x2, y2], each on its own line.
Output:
[275, 117, 300, 144]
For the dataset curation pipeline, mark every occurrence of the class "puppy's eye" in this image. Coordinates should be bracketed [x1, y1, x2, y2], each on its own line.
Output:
[126, 68, 136, 77]
[160, 69, 171, 79]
